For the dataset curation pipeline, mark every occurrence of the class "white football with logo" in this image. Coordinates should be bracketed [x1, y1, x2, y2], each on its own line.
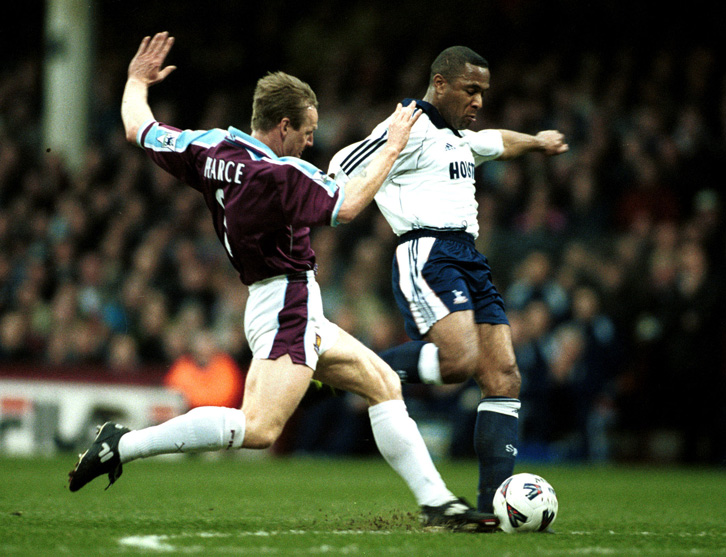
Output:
[493, 473, 558, 533]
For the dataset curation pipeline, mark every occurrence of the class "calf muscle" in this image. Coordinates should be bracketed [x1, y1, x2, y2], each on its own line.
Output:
[476, 323, 520, 397]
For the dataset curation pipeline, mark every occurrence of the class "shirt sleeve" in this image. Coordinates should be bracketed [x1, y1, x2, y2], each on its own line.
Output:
[462, 129, 505, 166]
[327, 142, 358, 185]
[277, 158, 344, 228]
[328, 117, 425, 183]
[138, 121, 227, 189]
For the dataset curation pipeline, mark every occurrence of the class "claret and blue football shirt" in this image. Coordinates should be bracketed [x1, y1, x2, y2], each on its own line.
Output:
[138, 120, 345, 285]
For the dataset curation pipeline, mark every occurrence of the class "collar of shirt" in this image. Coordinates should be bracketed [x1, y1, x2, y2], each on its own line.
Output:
[401, 98, 462, 138]
[227, 126, 279, 159]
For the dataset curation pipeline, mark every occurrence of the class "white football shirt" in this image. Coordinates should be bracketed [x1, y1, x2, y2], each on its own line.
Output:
[329, 99, 504, 238]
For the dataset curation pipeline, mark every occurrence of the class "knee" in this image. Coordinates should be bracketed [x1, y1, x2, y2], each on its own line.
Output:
[368, 363, 403, 403]
[242, 415, 284, 450]
[503, 362, 522, 395]
[382, 365, 403, 398]
[352, 356, 404, 405]
[478, 360, 521, 397]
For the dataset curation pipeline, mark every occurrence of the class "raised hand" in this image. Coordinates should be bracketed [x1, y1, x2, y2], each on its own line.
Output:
[127, 31, 177, 86]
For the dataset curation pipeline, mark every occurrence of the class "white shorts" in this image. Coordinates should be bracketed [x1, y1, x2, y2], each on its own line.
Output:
[244, 271, 340, 370]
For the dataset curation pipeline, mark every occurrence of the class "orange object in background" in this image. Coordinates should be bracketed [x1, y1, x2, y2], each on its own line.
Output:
[164, 331, 245, 409]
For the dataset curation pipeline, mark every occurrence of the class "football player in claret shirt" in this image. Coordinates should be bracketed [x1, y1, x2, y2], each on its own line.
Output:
[68, 32, 500, 532]
[329, 46, 568, 513]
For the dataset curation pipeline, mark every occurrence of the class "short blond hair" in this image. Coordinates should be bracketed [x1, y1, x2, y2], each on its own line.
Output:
[250, 72, 318, 132]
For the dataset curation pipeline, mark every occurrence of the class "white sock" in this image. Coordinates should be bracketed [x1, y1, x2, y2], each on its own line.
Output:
[118, 406, 246, 463]
[418, 343, 443, 384]
[368, 399, 454, 507]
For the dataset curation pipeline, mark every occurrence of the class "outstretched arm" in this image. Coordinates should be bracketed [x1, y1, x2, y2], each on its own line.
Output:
[336, 101, 421, 223]
[121, 32, 177, 144]
[497, 129, 569, 160]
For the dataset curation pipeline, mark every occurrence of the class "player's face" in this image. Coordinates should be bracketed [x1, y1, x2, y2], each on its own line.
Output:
[282, 106, 318, 158]
[435, 63, 490, 130]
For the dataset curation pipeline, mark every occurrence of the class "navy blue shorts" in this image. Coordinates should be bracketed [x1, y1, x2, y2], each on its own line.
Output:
[391, 230, 509, 340]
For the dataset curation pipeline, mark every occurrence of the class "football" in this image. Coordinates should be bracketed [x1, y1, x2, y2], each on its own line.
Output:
[493, 473, 558, 533]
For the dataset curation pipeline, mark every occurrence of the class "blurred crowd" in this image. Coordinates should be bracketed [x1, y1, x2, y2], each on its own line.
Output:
[1, 3, 725, 464]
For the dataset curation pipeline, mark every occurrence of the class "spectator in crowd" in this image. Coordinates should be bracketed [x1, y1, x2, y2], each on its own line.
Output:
[106, 333, 142, 375]
[164, 329, 245, 410]
[505, 250, 570, 324]
[0, 311, 33, 363]
[557, 285, 619, 461]
[514, 302, 554, 451]
[659, 240, 725, 463]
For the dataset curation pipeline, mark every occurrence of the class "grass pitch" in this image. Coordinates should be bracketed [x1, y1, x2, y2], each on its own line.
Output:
[1, 454, 725, 556]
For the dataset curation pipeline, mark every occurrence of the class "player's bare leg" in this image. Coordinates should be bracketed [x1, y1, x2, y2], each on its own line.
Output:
[314, 328, 401, 404]
[314, 328, 498, 531]
[242, 355, 314, 449]
[380, 314, 521, 514]
[68, 355, 312, 491]
[471, 323, 521, 513]
[474, 323, 520, 398]
[424, 310, 479, 384]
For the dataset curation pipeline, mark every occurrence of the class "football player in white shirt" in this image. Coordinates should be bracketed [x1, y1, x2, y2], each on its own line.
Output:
[329, 46, 568, 514]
